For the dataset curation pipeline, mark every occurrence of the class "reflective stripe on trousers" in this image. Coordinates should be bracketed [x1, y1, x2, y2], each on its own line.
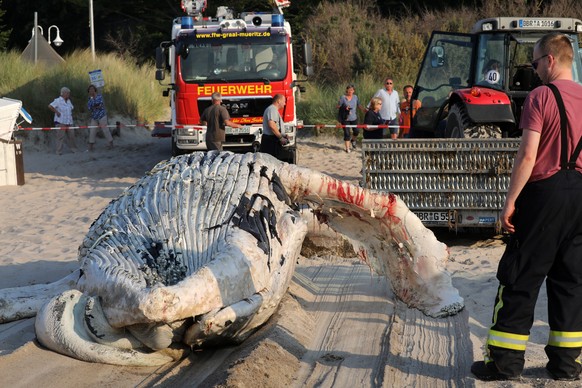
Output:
[486, 284, 528, 352]
[548, 331, 582, 348]
[487, 329, 528, 351]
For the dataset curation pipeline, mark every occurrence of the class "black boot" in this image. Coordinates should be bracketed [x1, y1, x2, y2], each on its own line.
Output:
[471, 361, 521, 381]
[545, 345, 582, 381]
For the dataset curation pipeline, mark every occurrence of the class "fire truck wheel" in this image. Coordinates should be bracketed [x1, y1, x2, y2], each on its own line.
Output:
[171, 139, 184, 157]
[252, 141, 261, 153]
[285, 148, 297, 164]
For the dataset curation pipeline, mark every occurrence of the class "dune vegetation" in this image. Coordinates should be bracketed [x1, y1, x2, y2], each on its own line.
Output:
[1, 0, 581, 135]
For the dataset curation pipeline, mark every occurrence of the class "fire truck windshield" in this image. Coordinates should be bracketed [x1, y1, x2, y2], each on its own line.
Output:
[180, 41, 288, 83]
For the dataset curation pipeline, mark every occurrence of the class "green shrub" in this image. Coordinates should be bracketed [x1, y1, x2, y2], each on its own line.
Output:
[297, 0, 582, 133]
[5, 0, 582, 139]
[0, 49, 168, 127]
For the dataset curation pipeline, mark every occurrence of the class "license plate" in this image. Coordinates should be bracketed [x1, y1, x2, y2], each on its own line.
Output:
[518, 19, 556, 28]
[414, 211, 449, 224]
[226, 126, 250, 135]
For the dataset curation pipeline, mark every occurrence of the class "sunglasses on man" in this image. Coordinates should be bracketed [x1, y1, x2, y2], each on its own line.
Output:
[531, 54, 550, 70]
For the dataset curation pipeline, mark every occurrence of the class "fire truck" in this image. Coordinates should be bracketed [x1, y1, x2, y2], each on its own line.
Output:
[363, 17, 582, 231]
[155, 0, 311, 163]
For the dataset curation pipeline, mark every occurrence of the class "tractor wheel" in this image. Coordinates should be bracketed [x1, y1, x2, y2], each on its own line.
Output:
[445, 103, 470, 138]
[465, 124, 503, 138]
[445, 103, 502, 138]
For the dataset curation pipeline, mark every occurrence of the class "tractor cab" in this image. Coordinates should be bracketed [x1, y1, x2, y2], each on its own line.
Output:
[411, 17, 582, 138]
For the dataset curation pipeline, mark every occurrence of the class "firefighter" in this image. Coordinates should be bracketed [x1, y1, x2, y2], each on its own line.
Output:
[471, 32, 582, 382]
[200, 92, 242, 151]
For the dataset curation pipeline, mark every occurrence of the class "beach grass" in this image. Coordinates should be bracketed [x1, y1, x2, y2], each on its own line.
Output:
[0, 49, 168, 127]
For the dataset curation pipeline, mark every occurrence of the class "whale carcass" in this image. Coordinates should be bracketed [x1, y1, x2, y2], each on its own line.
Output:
[0, 151, 463, 366]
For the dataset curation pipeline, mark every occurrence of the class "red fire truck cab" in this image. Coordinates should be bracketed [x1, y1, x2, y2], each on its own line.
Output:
[155, 2, 311, 163]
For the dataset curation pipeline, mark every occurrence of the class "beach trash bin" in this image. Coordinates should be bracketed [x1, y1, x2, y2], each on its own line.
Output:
[0, 139, 25, 186]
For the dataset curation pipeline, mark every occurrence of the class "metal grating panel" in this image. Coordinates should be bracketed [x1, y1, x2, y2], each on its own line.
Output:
[361, 139, 520, 210]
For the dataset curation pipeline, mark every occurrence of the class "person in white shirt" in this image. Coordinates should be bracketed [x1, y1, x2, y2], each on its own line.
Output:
[48, 87, 77, 155]
[369, 77, 400, 139]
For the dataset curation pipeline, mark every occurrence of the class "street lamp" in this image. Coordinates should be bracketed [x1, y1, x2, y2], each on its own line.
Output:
[31, 12, 64, 64]
[48, 25, 64, 47]
[30, 25, 64, 47]
[89, 0, 95, 61]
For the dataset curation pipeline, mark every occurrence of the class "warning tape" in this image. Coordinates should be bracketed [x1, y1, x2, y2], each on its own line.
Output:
[15, 123, 206, 131]
[142, 123, 408, 130]
[16, 123, 140, 131]
[296, 124, 409, 129]
[15, 123, 409, 131]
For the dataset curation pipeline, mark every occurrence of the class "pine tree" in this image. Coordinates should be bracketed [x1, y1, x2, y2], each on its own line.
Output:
[0, 0, 11, 51]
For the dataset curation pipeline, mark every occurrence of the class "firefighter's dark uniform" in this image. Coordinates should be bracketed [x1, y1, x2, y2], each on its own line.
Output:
[485, 84, 582, 380]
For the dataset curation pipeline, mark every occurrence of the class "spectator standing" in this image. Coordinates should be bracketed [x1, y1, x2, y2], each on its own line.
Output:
[260, 94, 288, 158]
[471, 33, 582, 381]
[399, 85, 421, 138]
[87, 84, 113, 151]
[48, 87, 77, 155]
[200, 92, 242, 151]
[363, 97, 384, 140]
[337, 84, 365, 153]
[370, 77, 400, 139]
